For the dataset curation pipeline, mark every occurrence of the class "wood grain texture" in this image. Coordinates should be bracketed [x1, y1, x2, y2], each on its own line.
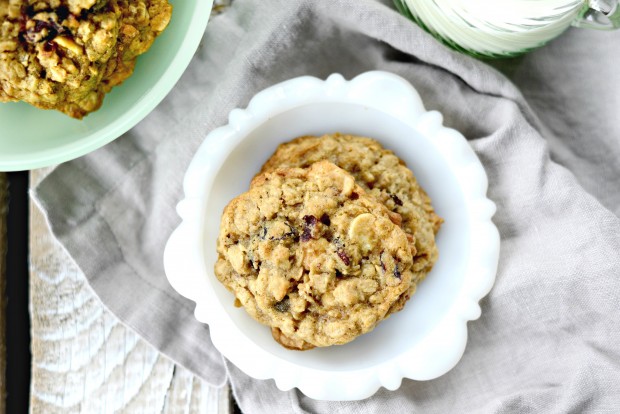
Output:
[30, 167, 231, 414]
[0, 173, 7, 414]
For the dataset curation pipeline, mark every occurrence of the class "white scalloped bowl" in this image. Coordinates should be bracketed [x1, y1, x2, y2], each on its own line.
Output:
[164, 71, 499, 401]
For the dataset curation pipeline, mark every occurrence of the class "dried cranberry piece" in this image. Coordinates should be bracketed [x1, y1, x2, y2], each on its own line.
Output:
[337, 249, 350, 266]
[333, 238, 350, 266]
[36, 19, 62, 34]
[20, 18, 66, 44]
[304, 215, 317, 226]
[349, 192, 359, 200]
[320, 213, 330, 226]
[301, 215, 317, 242]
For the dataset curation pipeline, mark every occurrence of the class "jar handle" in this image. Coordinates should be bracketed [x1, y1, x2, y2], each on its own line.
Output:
[574, 0, 620, 29]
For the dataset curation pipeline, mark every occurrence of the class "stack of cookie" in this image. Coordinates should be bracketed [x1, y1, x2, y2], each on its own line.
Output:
[215, 133, 442, 350]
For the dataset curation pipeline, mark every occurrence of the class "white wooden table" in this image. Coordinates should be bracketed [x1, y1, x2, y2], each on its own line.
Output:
[29, 168, 231, 414]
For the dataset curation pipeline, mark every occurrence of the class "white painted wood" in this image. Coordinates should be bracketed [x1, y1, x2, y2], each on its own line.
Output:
[30, 166, 231, 414]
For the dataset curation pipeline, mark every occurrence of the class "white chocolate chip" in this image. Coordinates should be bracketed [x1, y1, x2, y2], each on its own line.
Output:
[348, 213, 378, 252]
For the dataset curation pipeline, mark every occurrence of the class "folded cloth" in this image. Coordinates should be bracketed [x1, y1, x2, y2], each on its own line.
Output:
[34, 0, 620, 412]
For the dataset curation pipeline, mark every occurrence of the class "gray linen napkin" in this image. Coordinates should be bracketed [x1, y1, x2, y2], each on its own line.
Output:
[34, 0, 620, 412]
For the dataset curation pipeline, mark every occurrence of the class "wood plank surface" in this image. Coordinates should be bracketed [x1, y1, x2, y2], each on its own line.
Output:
[0, 173, 7, 414]
[29, 167, 231, 414]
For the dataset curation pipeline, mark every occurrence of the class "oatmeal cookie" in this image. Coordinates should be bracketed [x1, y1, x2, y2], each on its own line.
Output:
[260, 133, 442, 279]
[0, 0, 172, 118]
[215, 161, 415, 350]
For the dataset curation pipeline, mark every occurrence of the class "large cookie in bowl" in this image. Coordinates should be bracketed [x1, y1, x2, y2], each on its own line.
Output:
[215, 161, 415, 350]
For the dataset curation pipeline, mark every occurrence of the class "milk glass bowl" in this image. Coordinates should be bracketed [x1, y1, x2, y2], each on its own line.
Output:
[395, 0, 620, 57]
[164, 71, 500, 401]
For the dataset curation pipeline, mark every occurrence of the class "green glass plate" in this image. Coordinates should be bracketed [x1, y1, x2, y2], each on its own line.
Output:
[0, 0, 213, 171]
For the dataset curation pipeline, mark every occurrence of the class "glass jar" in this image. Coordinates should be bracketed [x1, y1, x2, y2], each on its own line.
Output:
[394, 0, 620, 57]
